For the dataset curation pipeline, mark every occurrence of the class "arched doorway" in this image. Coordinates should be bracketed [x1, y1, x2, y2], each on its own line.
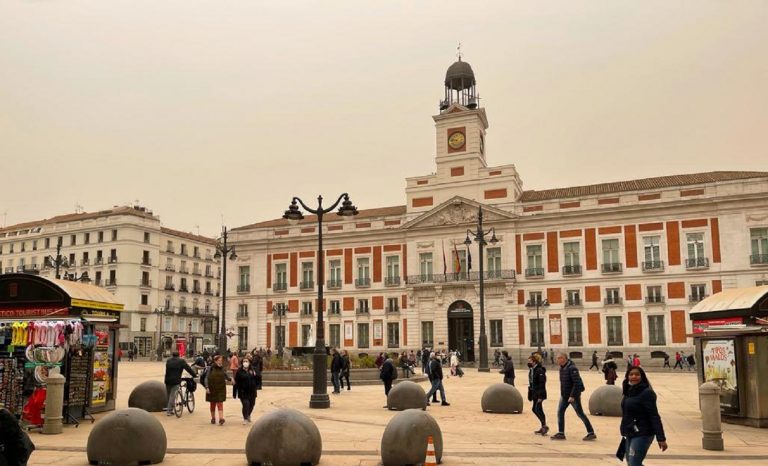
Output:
[448, 300, 474, 362]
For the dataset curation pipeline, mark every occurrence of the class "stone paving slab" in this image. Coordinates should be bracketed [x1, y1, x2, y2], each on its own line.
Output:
[26, 361, 768, 466]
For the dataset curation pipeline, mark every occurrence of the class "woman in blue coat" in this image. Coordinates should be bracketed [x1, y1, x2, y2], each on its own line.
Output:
[617, 366, 668, 465]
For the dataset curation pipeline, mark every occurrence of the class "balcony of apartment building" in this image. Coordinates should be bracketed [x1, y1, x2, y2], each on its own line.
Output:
[406, 270, 516, 286]
[749, 254, 768, 266]
[601, 262, 623, 274]
[205, 270, 214, 278]
[164, 283, 176, 291]
[179, 284, 189, 293]
[94, 257, 104, 266]
[604, 296, 623, 306]
[81, 258, 90, 266]
[20, 265, 40, 275]
[355, 277, 371, 288]
[300, 281, 314, 291]
[191, 268, 202, 276]
[386, 304, 400, 314]
[179, 266, 189, 274]
[385, 276, 401, 286]
[204, 288, 213, 296]
[327, 308, 341, 319]
[326, 279, 342, 290]
[140, 279, 152, 289]
[299, 310, 313, 320]
[165, 264, 176, 272]
[689, 294, 709, 303]
[237, 309, 248, 320]
[562, 265, 582, 277]
[236, 284, 250, 293]
[108, 256, 118, 264]
[355, 307, 370, 317]
[166, 245, 176, 254]
[191, 286, 202, 294]
[141, 258, 152, 267]
[565, 297, 582, 308]
[105, 278, 117, 287]
[524, 267, 545, 279]
[193, 252, 201, 260]
[685, 257, 709, 270]
[642, 260, 665, 272]
[645, 295, 665, 305]
[178, 306, 188, 315]
[192, 307, 200, 315]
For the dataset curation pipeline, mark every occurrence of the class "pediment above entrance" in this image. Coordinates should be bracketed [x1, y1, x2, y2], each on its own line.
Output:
[401, 196, 516, 230]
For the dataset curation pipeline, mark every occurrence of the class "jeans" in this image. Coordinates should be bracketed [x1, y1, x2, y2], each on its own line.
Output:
[240, 394, 256, 420]
[331, 371, 341, 393]
[532, 399, 546, 427]
[165, 384, 180, 413]
[384, 379, 393, 395]
[556, 395, 594, 434]
[425, 378, 446, 402]
[626, 435, 654, 466]
[340, 373, 350, 390]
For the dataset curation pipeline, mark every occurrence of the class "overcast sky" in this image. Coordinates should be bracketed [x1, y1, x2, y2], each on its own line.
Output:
[1, 1, 766, 237]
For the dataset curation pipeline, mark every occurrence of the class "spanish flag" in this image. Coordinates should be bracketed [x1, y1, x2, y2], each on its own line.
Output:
[453, 241, 461, 273]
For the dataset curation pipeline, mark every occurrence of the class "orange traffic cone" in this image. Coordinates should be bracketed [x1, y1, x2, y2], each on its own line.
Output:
[424, 435, 437, 466]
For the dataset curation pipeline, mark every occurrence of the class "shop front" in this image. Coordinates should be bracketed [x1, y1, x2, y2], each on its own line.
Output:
[690, 285, 768, 428]
[0, 274, 124, 426]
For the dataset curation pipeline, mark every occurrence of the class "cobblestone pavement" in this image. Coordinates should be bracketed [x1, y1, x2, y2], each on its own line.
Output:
[27, 361, 768, 465]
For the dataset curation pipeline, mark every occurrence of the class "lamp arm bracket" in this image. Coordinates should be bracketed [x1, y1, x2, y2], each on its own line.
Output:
[323, 192, 349, 214]
[293, 197, 319, 215]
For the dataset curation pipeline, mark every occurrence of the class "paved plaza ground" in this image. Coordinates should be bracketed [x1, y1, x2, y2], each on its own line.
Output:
[26, 361, 768, 465]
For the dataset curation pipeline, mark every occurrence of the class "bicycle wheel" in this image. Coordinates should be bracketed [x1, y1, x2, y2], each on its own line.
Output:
[174, 389, 184, 417]
[186, 389, 195, 413]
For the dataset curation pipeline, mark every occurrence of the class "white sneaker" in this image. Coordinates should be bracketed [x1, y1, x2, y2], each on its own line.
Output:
[242, 420, 248, 425]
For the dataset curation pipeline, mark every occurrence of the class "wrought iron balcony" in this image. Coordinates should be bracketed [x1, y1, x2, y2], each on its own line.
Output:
[179, 306, 188, 314]
[685, 257, 709, 269]
[105, 279, 117, 287]
[327, 279, 342, 289]
[191, 269, 202, 276]
[642, 260, 664, 272]
[601, 263, 623, 273]
[385, 276, 401, 286]
[81, 259, 90, 266]
[179, 285, 189, 292]
[562, 265, 582, 276]
[645, 296, 665, 304]
[191, 287, 202, 294]
[406, 270, 516, 285]
[273, 282, 287, 292]
[525, 268, 545, 278]
[386, 305, 400, 313]
[192, 307, 200, 315]
[237, 284, 250, 293]
[604, 297, 623, 306]
[141, 258, 152, 266]
[165, 264, 176, 272]
[355, 277, 371, 288]
[108, 257, 118, 264]
[750, 254, 768, 265]
[565, 298, 582, 307]
[140, 280, 152, 288]
[179, 267, 189, 274]
[300, 281, 314, 290]
[205, 271, 214, 277]
[94, 257, 104, 265]
[689, 294, 708, 303]
[300, 310, 313, 318]
[355, 308, 370, 315]
[204, 289, 213, 296]
[237, 311, 249, 319]
[164, 283, 175, 291]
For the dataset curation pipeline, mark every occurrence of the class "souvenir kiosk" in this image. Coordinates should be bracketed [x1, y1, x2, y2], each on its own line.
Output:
[0, 274, 124, 426]
[689, 285, 768, 428]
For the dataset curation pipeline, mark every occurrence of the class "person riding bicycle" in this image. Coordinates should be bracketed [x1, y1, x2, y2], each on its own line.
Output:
[164, 351, 196, 416]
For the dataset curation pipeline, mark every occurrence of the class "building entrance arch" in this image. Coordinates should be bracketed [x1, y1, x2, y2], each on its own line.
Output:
[447, 300, 475, 362]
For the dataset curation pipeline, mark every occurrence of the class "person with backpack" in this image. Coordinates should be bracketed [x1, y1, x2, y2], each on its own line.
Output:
[551, 353, 596, 441]
[340, 350, 352, 391]
[603, 357, 618, 385]
[164, 351, 196, 416]
[686, 353, 696, 371]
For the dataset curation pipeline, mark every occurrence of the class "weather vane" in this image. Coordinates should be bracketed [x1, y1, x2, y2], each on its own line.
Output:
[457, 42, 462, 60]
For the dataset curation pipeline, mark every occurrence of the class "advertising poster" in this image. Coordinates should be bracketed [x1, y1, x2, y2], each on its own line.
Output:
[549, 317, 562, 337]
[344, 322, 353, 340]
[373, 321, 383, 340]
[702, 339, 739, 412]
[92, 325, 111, 406]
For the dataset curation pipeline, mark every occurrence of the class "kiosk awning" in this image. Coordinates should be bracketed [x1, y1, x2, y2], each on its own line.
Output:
[691, 286, 768, 315]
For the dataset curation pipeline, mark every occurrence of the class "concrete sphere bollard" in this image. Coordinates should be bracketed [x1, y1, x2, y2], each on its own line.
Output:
[381, 409, 443, 466]
[245, 408, 322, 466]
[128, 380, 168, 412]
[588, 384, 623, 417]
[387, 380, 427, 411]
[481, 383, 524, 414]
[87, 408, 167, 465]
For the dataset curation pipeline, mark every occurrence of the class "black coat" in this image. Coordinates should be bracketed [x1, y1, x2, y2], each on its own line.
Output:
[620, 382, 666, 441]
[558, 360, 585, 398]
[500, 358, 515, 381]
[0, 408, 34, 466]
[380, 359, 396, 382]
[342, 355, 351, 375]
[331, 353, 344, 372]
[234, 368, 258, 399]
[164, 357, 196, 385]
[429, 359, 443, 380]
[528, 364, 547, 400]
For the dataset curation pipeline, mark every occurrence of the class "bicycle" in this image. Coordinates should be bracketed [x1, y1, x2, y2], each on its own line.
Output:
[174, 377, 196, 417]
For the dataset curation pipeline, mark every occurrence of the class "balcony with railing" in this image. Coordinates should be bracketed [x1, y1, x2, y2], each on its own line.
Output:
[179, 285, 189, 292]
[94, 257, 104, 266]
[108, 256, 118, 264]
[192, 307, 200, 315]
[141, 258, 152, 266]
[191, 269, 202, 276]
[326, 279, 342, 289]
[604, 296, 623, 306]
[685, 257, 709, 270]
[140, 280, 152, 288]
[385, 276, 401, 286]
[689, 294, 709, 303]
[355, 308, 370, 316]
[525, 268, 545, 278]
[299, 310, 313, 319]
[601, 263, 623, 273]
[562, 265, 582, 276]
[179, 267, 189, 274]
[105, 278, 117, 287]
[750, 254, 768, 266]
[165, 264, 176, 272]
[386, 305, 400, 314]
[179, 306, 188, 315]
[355, 277, 371, 288]
[273, 282, 287, 292]
[205, 270, 214, 278]
[81, 258, 90, 266]
[237, 310, 249, 319]
[164, 283, 175, 291]
[204, 289, 213, 296]
[300, 281, 314, 290]
[642, 260, 665, 272]
[166, 246, 175, 254]
[191, 287, 202, 294]
[645, 296, 665, 305]
[237, 284, 250, 293]
[565, 298, 582, 307]
[406, 270, 516, 285]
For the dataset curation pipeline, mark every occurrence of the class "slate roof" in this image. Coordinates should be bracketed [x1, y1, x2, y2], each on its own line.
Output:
[233, 205, 407, 231]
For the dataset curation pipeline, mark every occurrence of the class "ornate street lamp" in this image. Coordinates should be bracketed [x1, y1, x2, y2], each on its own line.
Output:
[214, 227, 237, 354]
[283, 193, 358, 409]
[272, 304, 284, 359]
[525, 297, 550, 355]
[44, 238, 69, 279]
[464, 206, 498, 373]
[155, 306, 168, 361]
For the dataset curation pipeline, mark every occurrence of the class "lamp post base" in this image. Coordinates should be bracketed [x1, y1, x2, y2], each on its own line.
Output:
[309, 393, 331, 409]
[477, 367, 491, 373]
[310, 347, 330, 409]
[477, 333, 490, 372]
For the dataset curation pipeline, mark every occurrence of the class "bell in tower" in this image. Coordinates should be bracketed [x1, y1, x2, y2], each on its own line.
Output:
[440, 49, 478, 111]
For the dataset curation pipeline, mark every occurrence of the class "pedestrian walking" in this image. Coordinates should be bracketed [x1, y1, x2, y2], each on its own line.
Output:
[340, 350, 351, 391]
[549, 349, 555, 366]
[163, 351, 196, 416]
[421, 348, 430, 374]
[603, 357, 618, 385]
[331, 348, 343, 394]
[674, 352, 683, 370]
[528, 353, 548, 435]
[375, 352, 385, 370]
[616, 366, 668, 465]
[229, 352, 240, 398]
[450, 351, 459, 377]
[201, 354, 230, 425]
[663, 353, 671, 369]
[0, 407, 36, 466]
[632, 354, 641, 367]
[550, 353, 596, 441]
[686, 353, 696, 371]
[542, 349, 548, 365]
[500, 350, 515, 386]
[589, 351, 600, 371]
[234, 358, 258, 424]
[380, 353, 397, 402]
[425, 352, 450, 406]
[426, 354, 438, 403]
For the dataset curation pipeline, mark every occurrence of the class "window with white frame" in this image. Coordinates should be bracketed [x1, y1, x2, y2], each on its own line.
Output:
[386, 256, 400, 283]
[329, 324, 340, 348]
[387, 322, 399, 348]
[178, 317, 186, 332]
[301, 301, 313, 315]
[357, 257, 370, 283]
[750, 228, 768, 262]
[421, 321, 434, 346]
[275, 263, 287, 287]
[528, 291, 543, 306]
[486, 247, 501, 275]
[357, 298, 369, 313]
[566, 289, 581, 306]
[490, 320, 503, 346]
[329, 300, 341, 314]
[602, 239, 620, 265]
[606, 287, 621, 304]
[357, 323, 369, 348]
[567, 318, 583, 346]
[690, 283, 707, 301]
[301, 262, 314, 288]
[163, 316, 172, 332]
[563, 242, 580, 268]
[643, 236, 661, 266]
[238, 266, 250, 291]
[239, 326, 248, 350]
[530, 318, 544, 347]
[191, 320, 199, 333]
[328, 259, 342, 286]
[419, 253, 433, 279]
[648, 315, 665, 345]
[526, 245, 543, 272]
[646, 285, 663, 303]
[387, 297, 399, 312]
[606, 316, 623, 345]
[686, 233, 706, 263]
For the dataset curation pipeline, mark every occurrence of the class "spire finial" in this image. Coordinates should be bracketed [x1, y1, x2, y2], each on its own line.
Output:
[456, 42, 462, 61]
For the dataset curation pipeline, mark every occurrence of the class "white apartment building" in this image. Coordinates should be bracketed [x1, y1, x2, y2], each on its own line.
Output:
[0, 205, 221, 356]
[223, 58, 768, 364]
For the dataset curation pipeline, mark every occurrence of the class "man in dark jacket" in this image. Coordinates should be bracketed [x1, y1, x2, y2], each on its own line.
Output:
[379, 353, 397, 402]
[330, 349, 343, 394]
[551, 353, 596, 441]
[425, 352, 450, 406]
[500, 350, 515, 385]
[164, 351, 196, 416]
[421, 348, 430, 374]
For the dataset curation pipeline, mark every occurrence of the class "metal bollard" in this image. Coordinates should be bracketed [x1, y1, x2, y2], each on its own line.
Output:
[699, 381, 724, 451]
[42, 372, 65, 435]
